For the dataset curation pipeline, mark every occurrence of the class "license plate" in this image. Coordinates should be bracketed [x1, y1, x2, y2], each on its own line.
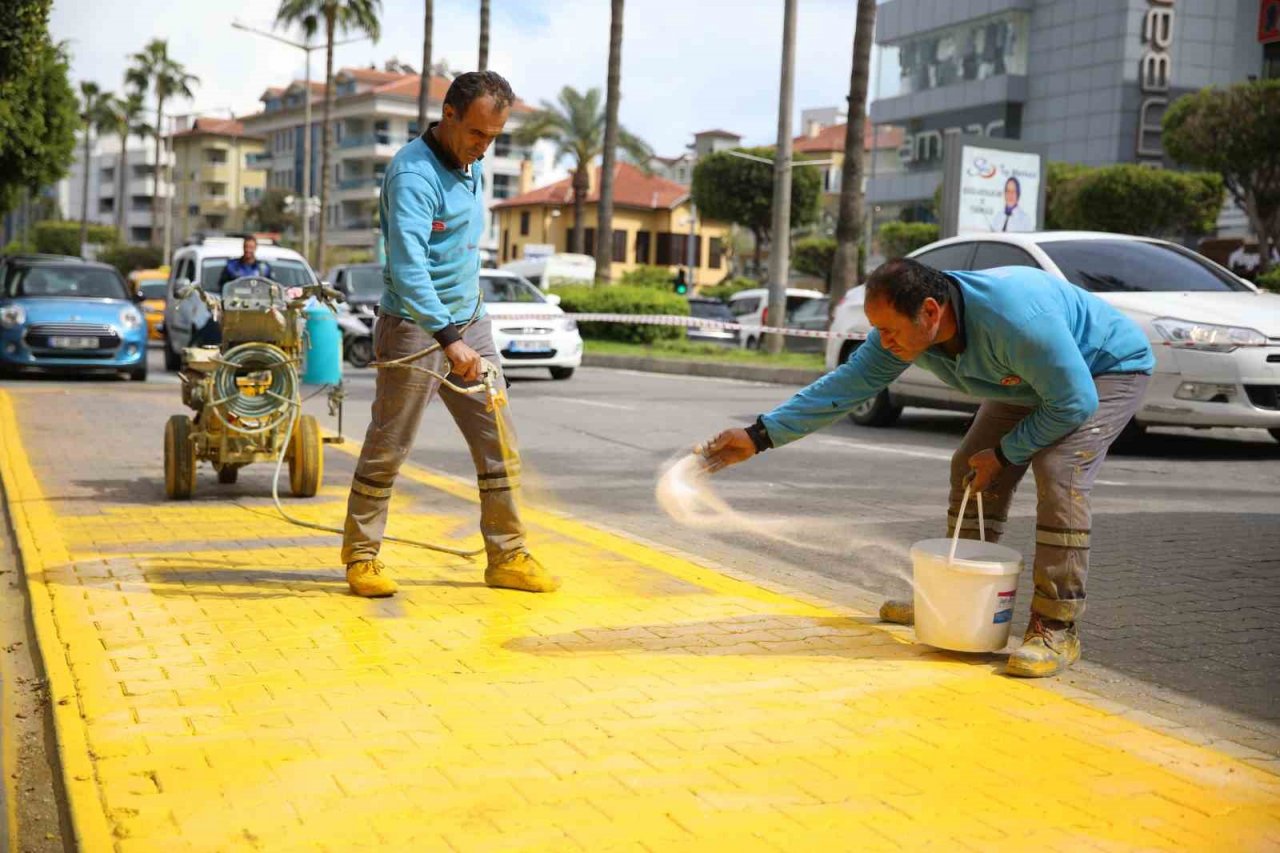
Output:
[509, 340, 551, 354]
[49, 336, 98, 349]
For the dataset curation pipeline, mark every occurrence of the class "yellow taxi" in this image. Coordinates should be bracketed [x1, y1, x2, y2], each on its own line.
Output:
[128, 267, 169, 341]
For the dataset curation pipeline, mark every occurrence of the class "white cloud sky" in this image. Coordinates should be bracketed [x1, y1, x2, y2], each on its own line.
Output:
[50, 0, 881, 161]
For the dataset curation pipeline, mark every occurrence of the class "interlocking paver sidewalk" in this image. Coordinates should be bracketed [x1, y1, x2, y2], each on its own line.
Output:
[1, 386, 1278, 852]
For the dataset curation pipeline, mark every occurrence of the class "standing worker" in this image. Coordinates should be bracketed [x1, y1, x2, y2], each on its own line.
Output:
[341, 71, 560, 598]
[699, 259, 1154, 677]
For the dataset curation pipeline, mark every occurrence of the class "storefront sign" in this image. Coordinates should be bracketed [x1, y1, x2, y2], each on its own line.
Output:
[1137, 0, 1175, 163]
[1261, 0, 1280, 44]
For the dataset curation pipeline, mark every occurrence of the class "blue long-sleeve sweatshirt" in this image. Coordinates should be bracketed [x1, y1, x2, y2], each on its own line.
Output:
[760, 266, 1155, 465]
[378, 124, 486, 345]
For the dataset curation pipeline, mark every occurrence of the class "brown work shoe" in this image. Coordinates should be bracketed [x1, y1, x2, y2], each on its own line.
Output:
[485, 551, 561, 593]
[1006, 613, 1080, 678]
[346, 559, 398, 598]
[878, 599, 914, 625]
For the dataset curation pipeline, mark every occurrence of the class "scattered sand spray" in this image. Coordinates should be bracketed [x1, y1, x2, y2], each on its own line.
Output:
[655, 452, 926, 604]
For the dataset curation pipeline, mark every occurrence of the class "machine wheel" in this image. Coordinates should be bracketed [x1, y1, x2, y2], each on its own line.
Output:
[163, 331, 182, 372]
[164, 415, 197, 499]
[216, 464, 240, 484]
[848, 389, 903, 427]
[549, 367, 575, 381]
[346, 337, 373, 368]
[288, 415, 323, 498]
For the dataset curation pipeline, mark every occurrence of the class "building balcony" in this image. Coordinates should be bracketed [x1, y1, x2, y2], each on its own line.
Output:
[336, 176, 382, 199]
[328, 223, 378, 248]
[337, 134, 399, 161]
[200, 164, 233, 183]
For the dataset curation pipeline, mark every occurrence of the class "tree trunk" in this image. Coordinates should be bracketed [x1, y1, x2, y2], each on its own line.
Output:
[753, 227, 763, 271]
[829, 0, 876, 318]
[317, 12, 337, 274]
[417, 0, 434, 132]
[571, 165, 588, 254]
[116, 131, 128, 239]
[151, 98, 164, 246]
[478, 0, 490, 71]
[79, 125, 91, 252]
[595, 0, 624, 284]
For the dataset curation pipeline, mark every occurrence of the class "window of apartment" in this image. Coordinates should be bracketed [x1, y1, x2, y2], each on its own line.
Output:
[635, 231, 651, 265]
[502, 229, 509, 263]
[101, 166, 115, 183]
[131, 197, 150, 212]
[374, 119, 390, 145]
[244, 187, 263, 204]
[203, 182, 227, 198]
[132, 164, 153, 178]
[98, 198, 114, 214]
[896, 11, 1028, 94]
[612, 230, 626, 263]
[709, 237, 723, 270]
[204, 149, 228, 164]
[492, 173, 514, 199]
[408, 120, 420, 138]
[519, 211, 530, 236]
[188, 204, 200, 215]
[494, 133, 512, 158]
[656, 232, 699, 265]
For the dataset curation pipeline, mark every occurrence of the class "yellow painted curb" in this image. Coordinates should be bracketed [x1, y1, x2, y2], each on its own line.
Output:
[0, 391, 114, 852]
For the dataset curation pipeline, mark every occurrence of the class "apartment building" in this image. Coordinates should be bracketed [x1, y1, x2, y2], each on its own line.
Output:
[170, 117, 266, 241]
[60, 133, 173, 245]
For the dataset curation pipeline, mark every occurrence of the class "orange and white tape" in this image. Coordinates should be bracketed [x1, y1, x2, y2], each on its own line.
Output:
[487, 312, 867, 341]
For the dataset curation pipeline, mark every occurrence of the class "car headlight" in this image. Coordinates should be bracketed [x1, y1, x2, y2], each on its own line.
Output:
[562, 317, 578, 332]
[119, 307, 144, 331]
[0, 305, 25, 329]
[1152, 317, 1267, 353]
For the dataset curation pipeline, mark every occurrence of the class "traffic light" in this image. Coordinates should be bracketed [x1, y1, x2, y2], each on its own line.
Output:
[672, 271, 689, 296]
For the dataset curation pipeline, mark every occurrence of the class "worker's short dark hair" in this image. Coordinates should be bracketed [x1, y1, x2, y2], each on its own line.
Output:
[444, 71, 516, 117]
[865, 258, 951, 319]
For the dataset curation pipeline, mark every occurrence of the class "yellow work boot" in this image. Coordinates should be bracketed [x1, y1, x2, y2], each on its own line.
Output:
[485, 551, 561, 593]
[346, 559, 398, 598]
[878, 599, 914, 625]
[1006, 613, 1080, 678]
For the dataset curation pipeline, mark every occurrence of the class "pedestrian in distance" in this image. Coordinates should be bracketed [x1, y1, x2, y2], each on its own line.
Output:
[699, 258, 1155, 677]
[341, 71, 560, 598]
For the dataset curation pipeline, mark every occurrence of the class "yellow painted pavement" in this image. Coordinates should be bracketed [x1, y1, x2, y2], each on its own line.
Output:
[1, 388, 1278, 852]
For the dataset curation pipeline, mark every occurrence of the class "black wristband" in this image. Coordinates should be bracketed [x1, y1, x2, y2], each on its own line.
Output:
[993, 444, 1012, 468]
[744, 416, 774, 454]
[433, 323, 463, 347]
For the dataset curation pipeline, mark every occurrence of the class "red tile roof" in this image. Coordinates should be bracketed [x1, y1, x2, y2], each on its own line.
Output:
[170, 117, 261, 140]
[494, 162, 689, 210]
[342, 67, 404, 83]
[792, 122, 904, 154]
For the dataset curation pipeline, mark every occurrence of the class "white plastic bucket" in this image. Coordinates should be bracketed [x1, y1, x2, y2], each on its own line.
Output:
[911, 485, 1023, 653]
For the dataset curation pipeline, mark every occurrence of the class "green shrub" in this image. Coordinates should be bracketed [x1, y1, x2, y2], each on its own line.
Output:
[700, 276, 758, 302]
[97, 243, 164, 277]
[1256, 267, 1280, 293]
[879, 222, 939, 259]
[551, 284, 689, 343]
[1052, 164, 1223, 236]
[32, 220, 117, 256]
[1, 238, 34, 255]
[792, 237, 836, 285]
[617, 265, 677, 289]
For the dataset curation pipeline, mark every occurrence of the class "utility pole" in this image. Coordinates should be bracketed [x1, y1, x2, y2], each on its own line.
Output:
[765, 0, 797, 355]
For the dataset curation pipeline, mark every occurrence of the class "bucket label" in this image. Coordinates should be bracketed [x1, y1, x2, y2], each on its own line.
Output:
[994, 590, 1016, 624]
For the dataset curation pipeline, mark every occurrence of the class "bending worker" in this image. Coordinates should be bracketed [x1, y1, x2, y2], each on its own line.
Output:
[701, 258, 1154, 677]
[341, 71, 559, 598]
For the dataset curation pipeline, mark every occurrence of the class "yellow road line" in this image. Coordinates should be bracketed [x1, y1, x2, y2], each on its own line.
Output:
[0, 391, 114, 852]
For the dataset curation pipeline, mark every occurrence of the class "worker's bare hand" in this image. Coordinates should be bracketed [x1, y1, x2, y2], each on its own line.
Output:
[444, 340, 483, 383]
[967, 448, 1003, 492]
[699, 428, 756, 474]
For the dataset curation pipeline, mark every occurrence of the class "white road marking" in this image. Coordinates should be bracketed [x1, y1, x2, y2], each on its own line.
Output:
[553, 396, 636, 411]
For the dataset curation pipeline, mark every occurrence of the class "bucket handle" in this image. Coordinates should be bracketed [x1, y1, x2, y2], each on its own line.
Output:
[947, 477, 986, 564]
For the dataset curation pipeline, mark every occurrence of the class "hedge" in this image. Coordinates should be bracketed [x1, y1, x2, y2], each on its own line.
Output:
[32, 220, 117, 256]
[879, 222, 940, 259]
[551, 284, 689, 343]
[1256, 267, 1280, 293]
[700, 277, 758, 302]
[97, 244, 165, 277]
[617, 265, 678, 290]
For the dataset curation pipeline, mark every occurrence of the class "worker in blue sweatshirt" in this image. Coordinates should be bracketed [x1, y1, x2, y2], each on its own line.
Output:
[700, 258, 1154, 677]
[341, 71, 559, 598]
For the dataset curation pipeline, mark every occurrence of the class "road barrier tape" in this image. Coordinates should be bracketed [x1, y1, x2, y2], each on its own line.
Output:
[487, 313, 868, 341]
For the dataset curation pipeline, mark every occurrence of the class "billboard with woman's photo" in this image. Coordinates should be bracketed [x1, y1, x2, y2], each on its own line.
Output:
[940, 136, 1046, 238]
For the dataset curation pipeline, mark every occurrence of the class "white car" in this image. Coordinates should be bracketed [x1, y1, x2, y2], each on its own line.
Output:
[727, 287, 826, 350]
[163, 237, 320, 371]
[481, 270, 583, 380]
[825, 231, 1280, 443]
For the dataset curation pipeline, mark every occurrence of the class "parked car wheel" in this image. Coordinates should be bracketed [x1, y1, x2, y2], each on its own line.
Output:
[745, 335, 760, 350]
[549, 367, 575, 381]
[288, 414, 323, 498]
[163, 331, 182, 372]
[346, 337, 373, 368]
[164, 414, 196, 499]
[849, 389, 903, 427]
[129, 361, 147, 382]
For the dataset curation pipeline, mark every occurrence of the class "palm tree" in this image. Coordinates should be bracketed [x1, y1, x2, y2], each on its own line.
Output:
[478, 0, 489, 71]
[417, 0, 433, 132]
[829, 0, 877, 316]
[276, 0, 382, 273]
[126, 40, 199, 247]
[78, 81, 114, 251]
[595, 0, 625, 283]
[101, 92, 151, 240]
[514, 86, 652, 256]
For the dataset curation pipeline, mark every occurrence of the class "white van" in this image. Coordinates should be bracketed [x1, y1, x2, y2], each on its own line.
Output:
[501, 252, 596, 289]
[726, 287, 826, 349]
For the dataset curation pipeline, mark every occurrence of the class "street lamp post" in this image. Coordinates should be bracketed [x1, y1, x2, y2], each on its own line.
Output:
[765, 0, 798, 355]
[231, 21, 370, 268]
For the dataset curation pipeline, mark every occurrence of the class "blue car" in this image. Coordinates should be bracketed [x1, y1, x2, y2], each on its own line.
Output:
[0, 255, 148, 380]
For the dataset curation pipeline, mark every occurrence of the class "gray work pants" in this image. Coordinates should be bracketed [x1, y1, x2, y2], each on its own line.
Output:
[341, 314, 526, 566]
[947, 373, 1150, 622]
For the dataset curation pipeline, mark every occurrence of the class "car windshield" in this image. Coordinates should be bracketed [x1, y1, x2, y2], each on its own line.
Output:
[138, 281, 166, 300]
[689, 300, 734, 321]
[200, 258, 315, 294]
[345, 266, 384, 298]
[1039, 240, 1251, 293]
[481, 275, 545, 304]
[5, 264, 129, 299]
